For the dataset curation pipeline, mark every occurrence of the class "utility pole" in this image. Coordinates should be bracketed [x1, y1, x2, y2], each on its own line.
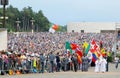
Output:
[0, 0, 9, 28]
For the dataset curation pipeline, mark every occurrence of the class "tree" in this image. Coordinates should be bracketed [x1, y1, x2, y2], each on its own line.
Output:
[35, 10, 49, 32]
[0, 5, 53, 32]
[6, 5, 20, 31]
[56, 25, 67, 32]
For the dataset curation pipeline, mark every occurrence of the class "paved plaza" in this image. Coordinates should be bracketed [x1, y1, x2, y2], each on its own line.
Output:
[1, 63, 120, 78]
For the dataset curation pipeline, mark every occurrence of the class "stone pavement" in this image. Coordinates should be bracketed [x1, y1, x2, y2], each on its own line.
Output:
[1, 63, 120, 78]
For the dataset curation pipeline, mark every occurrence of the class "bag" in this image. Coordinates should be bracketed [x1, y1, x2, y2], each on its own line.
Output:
[33, 68, 37, 73]
[16, 70, 21, 75]
[1, 71, 5, 75]
[9, 70, 14, 75]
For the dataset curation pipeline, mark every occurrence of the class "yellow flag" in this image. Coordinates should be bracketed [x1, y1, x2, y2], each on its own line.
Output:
[83, 41, 88, 49]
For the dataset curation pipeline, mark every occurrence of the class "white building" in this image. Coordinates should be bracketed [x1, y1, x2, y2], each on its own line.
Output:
[67, 22, 120, 33]
[0, 28, 7, 51]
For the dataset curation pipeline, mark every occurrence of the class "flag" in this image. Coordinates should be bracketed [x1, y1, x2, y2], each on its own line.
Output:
[70, 42, 78, 50]
[83, 41, 89, 49]
[90, 39, 99, 53]
[76, 48, 83, 57]
[101, 48, 106, 57]
[76, 48, 83, 64]
[49, 28, 55, 33]
[92, 53, 97, 62]
[52, 24, 58, 30]
[85, 43, 90, 54]
[92, 52, 100, 62]
[90, 39, 101, 62]
[83, 41, 90, 54]
[49, 23, 58, 33]
[66, 41, 83, 63]
[91, 39, 96, 45]
[65, 41, 72, 54]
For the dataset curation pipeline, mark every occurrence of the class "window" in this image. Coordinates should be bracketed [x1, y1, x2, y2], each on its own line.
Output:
[72, 30, 74, 32]
[81, 30, 84, 33]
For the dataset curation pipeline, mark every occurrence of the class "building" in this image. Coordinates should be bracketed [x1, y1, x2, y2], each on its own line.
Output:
[0, 28, 7, 51]
[67, 22, 120, 33]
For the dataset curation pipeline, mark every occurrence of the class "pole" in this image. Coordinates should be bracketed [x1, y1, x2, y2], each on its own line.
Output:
[115, 23, 117, 57]
[3, 4, 5, 28]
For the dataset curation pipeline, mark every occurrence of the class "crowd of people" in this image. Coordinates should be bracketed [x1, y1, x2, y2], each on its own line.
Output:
[0, 32, 119, 75]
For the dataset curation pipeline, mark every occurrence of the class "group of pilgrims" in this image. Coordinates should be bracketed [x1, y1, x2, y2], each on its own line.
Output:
[0, 32, 119, 75]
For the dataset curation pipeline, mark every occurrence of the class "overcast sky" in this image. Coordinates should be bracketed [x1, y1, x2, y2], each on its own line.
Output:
[3, 0, 120, 25]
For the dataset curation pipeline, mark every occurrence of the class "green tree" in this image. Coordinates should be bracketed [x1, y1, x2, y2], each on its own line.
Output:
[57, 25, 67, 32]
[0, 5, 54, 32]
[6, 5, 20, 31]
[35, 10, 49, 32]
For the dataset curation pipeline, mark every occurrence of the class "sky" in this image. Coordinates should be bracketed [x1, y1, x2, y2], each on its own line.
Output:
[3, 0, 120, 25]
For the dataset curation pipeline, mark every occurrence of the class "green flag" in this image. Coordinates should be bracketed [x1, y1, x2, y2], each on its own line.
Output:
[65, 41, 72, 54]
[85, 43, 90, 54]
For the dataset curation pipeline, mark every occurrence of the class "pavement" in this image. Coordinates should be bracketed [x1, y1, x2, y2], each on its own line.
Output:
[1, 63, 120, 78]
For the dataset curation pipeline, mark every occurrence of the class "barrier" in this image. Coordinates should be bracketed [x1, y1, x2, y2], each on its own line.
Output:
[0, 58, 39, 75]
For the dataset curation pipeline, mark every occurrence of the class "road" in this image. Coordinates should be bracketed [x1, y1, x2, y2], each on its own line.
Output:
[1, 63, 120, 78]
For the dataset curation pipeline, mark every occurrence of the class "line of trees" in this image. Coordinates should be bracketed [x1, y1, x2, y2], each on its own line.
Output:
[0, 5, 66, 32]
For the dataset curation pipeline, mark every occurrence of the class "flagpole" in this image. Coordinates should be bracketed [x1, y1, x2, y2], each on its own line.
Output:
[115, 22, 117, 57]
[115, 22, 120, 57]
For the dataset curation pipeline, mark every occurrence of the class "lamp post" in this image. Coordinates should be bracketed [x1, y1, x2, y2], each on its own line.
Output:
[30, 18, 35, 33]
[15, 18, 21, 32]
[0, 0, 9, 28]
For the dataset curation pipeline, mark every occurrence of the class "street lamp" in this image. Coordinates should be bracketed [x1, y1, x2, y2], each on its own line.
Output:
[0, 0, 9, 28]
[30, 18, 35, 33]
[0, 16, 8, 19]
[15, 18, 21, 32]
[0, 16, 8, 26]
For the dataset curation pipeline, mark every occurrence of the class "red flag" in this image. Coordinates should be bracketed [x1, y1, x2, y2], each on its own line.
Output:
[90, 39, 98, 53]
[76, 48, 83, 64]
[77, 54, 82, 64]
[91, 39, 96, 45]
[52, 24, 58, 30]
[70, 43, 78, 50]
[76, 48, 83, 57]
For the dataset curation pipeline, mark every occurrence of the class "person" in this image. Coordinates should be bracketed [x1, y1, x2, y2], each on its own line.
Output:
[0, 53, 2, 72]
[100, 56, 107, 73]
[68, 55, 72, 71]
[87, 51, 92, 66]
[49, 52, 55, 73]
[95, 58, 101, 73]
[115, 56, 119, 69]
[81, 54, 89, 72]
[64, 55, 69, 71]
[72, 53, 78, 72]
[61, 57, 65, 71]
[40, 53, 45, 73]
[56, 52, 60, 72]
[104, 54, 109, 72]
[33, 57, 37, 73]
